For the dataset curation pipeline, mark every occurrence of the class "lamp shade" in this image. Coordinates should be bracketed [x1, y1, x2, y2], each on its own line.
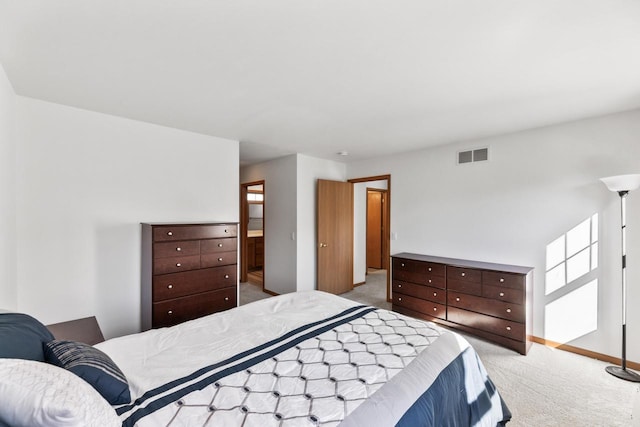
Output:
[600, 174, 640, 192]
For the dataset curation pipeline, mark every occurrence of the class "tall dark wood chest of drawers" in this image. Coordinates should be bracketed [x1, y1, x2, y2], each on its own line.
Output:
[392, 253, 533, 354]
[141, 222, 238, 330]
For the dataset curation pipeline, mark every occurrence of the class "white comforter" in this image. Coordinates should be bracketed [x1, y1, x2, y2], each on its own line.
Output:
[97, 291, 510, 427]
[97, 292, 367, 400]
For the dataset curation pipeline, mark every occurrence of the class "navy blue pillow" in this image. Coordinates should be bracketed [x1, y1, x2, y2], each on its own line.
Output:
[44, 340, 131, 405]
[0, 313, 54, 361]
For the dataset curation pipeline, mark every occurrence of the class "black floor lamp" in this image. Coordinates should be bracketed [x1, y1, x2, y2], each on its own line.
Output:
[600, 173, 640, 382]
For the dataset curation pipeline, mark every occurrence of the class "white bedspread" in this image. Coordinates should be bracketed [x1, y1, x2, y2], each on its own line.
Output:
[97, 291, 510, 427]
[96, 292, 369, 400]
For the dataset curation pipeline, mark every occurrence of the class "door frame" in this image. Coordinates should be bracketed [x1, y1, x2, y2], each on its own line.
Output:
[240, 180, 265, 290]
[348, 174, 391, 302]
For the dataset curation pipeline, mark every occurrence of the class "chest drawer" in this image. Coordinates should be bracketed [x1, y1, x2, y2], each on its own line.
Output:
[153, 265, 237, 301]
[393, 259, 446, 286]
[482, 271, 525, 290]
[153, 224, 238, 242]
[393, 293, 446, 320]
[152, 287, 237, 328]
[448, 291, 524, 323]
[153, 255, 201, 275]
[201, 250, 237, 268]
[482, 284, 524, 305]
[393, 280, 445, 304]
[153, 241, 200, 259]
[201, 238, 238, 254]
[447, 306, 524, 341]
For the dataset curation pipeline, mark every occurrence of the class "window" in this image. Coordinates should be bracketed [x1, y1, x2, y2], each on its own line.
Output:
[247, 193, 263, 202]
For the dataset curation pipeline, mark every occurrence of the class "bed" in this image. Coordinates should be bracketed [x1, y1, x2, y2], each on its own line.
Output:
[0, 291, 511, 427]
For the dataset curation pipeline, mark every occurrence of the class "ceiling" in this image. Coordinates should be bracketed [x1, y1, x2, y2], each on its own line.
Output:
[1, 1, 640, 166]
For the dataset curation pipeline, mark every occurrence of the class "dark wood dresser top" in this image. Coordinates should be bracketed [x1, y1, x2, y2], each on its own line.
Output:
[392, 252, 533, 275]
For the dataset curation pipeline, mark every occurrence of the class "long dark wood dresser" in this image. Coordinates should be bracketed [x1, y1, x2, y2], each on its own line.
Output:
[392, 252, 533, 354]
[141, 222, 238, 330]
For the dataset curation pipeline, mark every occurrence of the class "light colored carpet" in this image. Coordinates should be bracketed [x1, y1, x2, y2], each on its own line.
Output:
[239, 280, 270, 305]
[464, 333, 638, 426]
[340, 268, 391, 310]
[239, 272, 640, 426]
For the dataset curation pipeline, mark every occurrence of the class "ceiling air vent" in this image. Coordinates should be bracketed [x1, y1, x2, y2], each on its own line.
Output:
[457, 147, 489, 165]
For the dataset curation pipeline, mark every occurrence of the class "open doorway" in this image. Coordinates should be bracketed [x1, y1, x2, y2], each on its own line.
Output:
[240, 181, 264, 290]
[349, 175, 391, 303]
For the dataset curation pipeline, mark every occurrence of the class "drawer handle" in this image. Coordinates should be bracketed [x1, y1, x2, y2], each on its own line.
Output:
[218, 257, 223, 262]
[225, 229, 229, 233]
[461, 272, 465, 277]
[218, 243, 223, 248]
[428, 279, 432, 283]
[167, 284, 173, 289]
[176, 247, 181, 251]
[168, 310, 173, 315]
[433, 307, 437, 312]
[500, 278, 505, 283]
[398, 284, 402, 288]
[398, 297, 402, 302]
[176, 263, 182, 267]
[428, 267, 432, 272]
[401, 263, 405, 267]
[499, 292, 505, 297]
[224, 297, 229, 301]
[433, 292, 437, 297]
[506, 326, 511, 331]
[456, 297, 460, 302]
[224, 274, 230, 279]
[167, 231, 173, 236]
[506, 308, 512, 313]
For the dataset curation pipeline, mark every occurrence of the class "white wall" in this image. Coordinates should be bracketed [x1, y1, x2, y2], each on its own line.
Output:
[296, 154, 346, 291]
[241, 155, 298, 295]
[347, 109, 640, 363]
[15, 97, 238, 338]
[0, 62, 17, 310]
[353, 179, 388, 284]
[241, 154, 346, 294]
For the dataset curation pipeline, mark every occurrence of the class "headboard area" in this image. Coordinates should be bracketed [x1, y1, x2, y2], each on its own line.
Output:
[46, 316, 105, 345]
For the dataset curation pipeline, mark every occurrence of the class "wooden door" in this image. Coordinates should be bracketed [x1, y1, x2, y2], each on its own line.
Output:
[317, 179, 353, 295]
[367, 190, 383, 269]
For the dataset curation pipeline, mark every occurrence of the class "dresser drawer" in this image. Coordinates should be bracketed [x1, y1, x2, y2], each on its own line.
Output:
[392, 280, 445, 304]
[153, 255, 201, 275]
[393, 258, 445, 276]
[152, 287, 237, 328]
[448, 291, 524, 323]
[447, 306, 524, 341]
[201, 238, 238, 254]
[153, 241, 200, 259]
[448, 266, 482, 283]
[482, 271, 525, 290]
[482, 284, 524, 305]
[393, 293, 446, 320]
[153, 265, 237, 301]
[201, 251, 237, 268]
[153, 224, 238, 242]
[393, 259, 446, 286]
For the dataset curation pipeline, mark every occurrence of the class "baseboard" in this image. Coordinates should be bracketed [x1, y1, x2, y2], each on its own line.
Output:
[262, 288, 279, 296]
[353, 281, 366, 287]
[531, 336, 640, 371]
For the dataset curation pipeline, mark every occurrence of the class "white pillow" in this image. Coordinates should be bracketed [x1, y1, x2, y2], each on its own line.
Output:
[0, 359, 121, 427]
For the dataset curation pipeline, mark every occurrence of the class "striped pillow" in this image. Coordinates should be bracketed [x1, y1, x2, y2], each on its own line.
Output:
[43, 340, 131, 405]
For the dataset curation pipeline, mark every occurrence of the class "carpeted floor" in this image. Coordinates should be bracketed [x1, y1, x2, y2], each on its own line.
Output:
[239, 271, 640, 426]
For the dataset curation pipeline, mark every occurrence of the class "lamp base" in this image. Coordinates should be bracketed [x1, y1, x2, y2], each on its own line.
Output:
[605, 366, 640, 382]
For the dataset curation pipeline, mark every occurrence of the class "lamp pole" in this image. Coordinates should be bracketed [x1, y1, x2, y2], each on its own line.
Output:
[601, 174, 640, 382]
